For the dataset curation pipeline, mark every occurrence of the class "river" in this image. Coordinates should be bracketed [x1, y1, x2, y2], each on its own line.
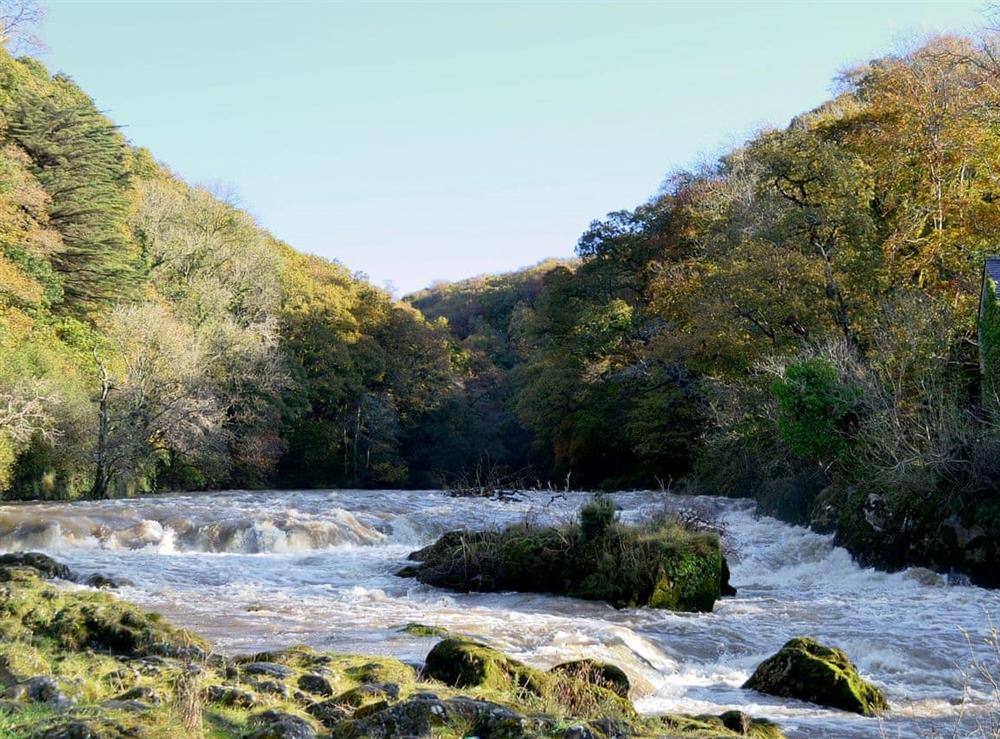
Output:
[0, 489, 997, 738]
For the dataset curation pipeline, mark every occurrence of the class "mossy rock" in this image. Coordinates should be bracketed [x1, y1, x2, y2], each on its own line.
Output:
[423, 638, 635, 721]
[0, 570, 785, 739]
[424, 638, 547, 694]
[0, 569, 205, 657]
[0, 553, 74, 581]
[743, 637, 888, 716]
[344, 658, 416, 685]
[399, 622, 448, 638]
[651, 711, 785, 738]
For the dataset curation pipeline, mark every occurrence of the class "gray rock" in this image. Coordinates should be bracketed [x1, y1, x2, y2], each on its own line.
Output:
[245, 709, 317, 739]
[115, 685, 161, 704]
[206, 684, 260, 709]
[252, 679, 291, 698]
[333, 695, 535, 739]
[100, 699, 152, 712]
[38, 722, 103, 739]
[243, 662, 295, 678]
[6, 676, 71, 706]
[297, 673, 333, 696]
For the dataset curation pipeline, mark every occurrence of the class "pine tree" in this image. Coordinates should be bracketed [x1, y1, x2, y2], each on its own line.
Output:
[5, 75, 137, 310]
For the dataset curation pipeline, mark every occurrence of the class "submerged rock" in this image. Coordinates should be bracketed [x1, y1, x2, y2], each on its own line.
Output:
[399, 622, 449, 637]
[83, 573, 135, 589]
[743, 637, 889, 716]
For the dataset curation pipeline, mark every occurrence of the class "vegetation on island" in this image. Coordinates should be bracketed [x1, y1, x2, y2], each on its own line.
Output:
[0, 558, 785, 739]
[399, 497, 730, 612]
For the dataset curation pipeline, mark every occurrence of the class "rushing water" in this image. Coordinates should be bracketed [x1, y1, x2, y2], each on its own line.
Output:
[0, 489, 997, 738]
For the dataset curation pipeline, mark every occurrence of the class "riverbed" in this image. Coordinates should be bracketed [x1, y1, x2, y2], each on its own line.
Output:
[0, 489, 996, 738]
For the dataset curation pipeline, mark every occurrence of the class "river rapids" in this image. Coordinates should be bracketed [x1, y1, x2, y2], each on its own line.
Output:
[0, 489, 997, 738]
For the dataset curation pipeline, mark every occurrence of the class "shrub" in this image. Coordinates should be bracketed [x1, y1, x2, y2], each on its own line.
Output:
[579, 494, 616, 541]
[771, 358, 858, 462]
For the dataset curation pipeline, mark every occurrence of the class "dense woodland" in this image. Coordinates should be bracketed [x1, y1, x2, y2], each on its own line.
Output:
[4, 27, 1000, 578]
[411, 34, 1000, 583]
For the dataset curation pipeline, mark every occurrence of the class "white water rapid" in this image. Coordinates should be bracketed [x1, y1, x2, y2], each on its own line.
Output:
[0, 489, 997, 738]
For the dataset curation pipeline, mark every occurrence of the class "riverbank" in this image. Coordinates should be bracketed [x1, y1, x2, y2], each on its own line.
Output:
[0, 560, 783, 738]
[737, 472, 1000, 588]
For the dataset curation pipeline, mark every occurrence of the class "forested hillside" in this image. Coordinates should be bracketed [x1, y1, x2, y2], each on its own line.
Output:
[0, 45, 469, 497]
[410, 35, 1000, 584]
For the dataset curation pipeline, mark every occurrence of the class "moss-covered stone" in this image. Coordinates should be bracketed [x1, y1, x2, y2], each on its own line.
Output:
[424, 637, 636, 721]
[0, 567, 204, 657]
[649, 712, 786, 738]
[743, 637, 889, 716]
[400, 501, 730, 612]
[399, 622, 448, 637]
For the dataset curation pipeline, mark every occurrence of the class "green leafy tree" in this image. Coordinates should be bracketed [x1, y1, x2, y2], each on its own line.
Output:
[771, 358, 859, 462]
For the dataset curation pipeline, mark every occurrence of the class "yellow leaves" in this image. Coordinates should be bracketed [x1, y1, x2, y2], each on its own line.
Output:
[0, 305, 33, 346]
[0, 253, 41, 307]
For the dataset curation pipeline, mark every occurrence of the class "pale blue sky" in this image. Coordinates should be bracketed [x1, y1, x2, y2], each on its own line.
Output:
[41, 1, 985, 295]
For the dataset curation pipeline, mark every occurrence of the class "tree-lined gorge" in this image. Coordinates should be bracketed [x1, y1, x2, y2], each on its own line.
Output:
[5, 33, 1000, 581]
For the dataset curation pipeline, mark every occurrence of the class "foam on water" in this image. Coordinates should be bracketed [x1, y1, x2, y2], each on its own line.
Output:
[0, 488, 997, 738]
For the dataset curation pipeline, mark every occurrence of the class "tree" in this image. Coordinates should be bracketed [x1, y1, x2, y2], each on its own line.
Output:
[91, 304, 226, 497]
[6, 76, 137, 311]
[0, 0, 45, 56]
[771, 357, 859, 463]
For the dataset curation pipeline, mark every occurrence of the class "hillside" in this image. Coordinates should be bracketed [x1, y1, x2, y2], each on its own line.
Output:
[0, 47, 463, 497]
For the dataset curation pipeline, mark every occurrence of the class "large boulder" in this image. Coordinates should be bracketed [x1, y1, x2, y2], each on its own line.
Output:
[423, 638, 635, 721]
[743, 637, 889, 716]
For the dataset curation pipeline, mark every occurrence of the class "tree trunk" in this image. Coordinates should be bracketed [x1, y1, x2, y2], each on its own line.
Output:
[91, 354, 113, 499]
